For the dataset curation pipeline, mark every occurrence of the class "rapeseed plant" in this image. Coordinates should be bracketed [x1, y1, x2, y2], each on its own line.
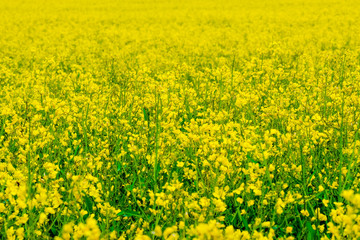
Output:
[1, 0, 360, 239]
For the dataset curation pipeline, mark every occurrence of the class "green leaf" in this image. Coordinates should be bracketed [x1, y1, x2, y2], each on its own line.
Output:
[117, 210, 141, 218]
[143, 107, 150, 122]
[117, 162, 122, 172]
[306, 221, 316, 240]
[84, 195, 93, 212]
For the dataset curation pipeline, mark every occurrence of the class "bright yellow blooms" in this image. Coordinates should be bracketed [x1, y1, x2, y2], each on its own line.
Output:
[1, 0, 360, 239]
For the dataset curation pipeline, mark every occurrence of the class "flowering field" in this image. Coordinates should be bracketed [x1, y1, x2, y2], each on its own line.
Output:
[1, 0, 360, 239]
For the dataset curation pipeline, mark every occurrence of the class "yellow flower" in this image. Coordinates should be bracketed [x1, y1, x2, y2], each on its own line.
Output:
[109, 231, 117, 240]
[301, 209, 309, 217]
[0, 203, 6, 213]
[135, 235, 151, 240]
[179, 221, 185, 230]
[261, 221, 271, 228]
[80, 209, 88, 217]
[163, 226, 177, 239]
[16, 228, 24, 240]
[153, 225, 162, 237]
[45, 207, 56, 215]
[16, 214, 29, 226]
[236, 198, 244, 204]
[6, 227, 15, 239]
[322, 199, 329, 207]
[63, 222, 74, 234]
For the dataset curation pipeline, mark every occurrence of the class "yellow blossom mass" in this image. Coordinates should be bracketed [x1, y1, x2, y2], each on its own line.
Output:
[0, 0, 360, 239]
